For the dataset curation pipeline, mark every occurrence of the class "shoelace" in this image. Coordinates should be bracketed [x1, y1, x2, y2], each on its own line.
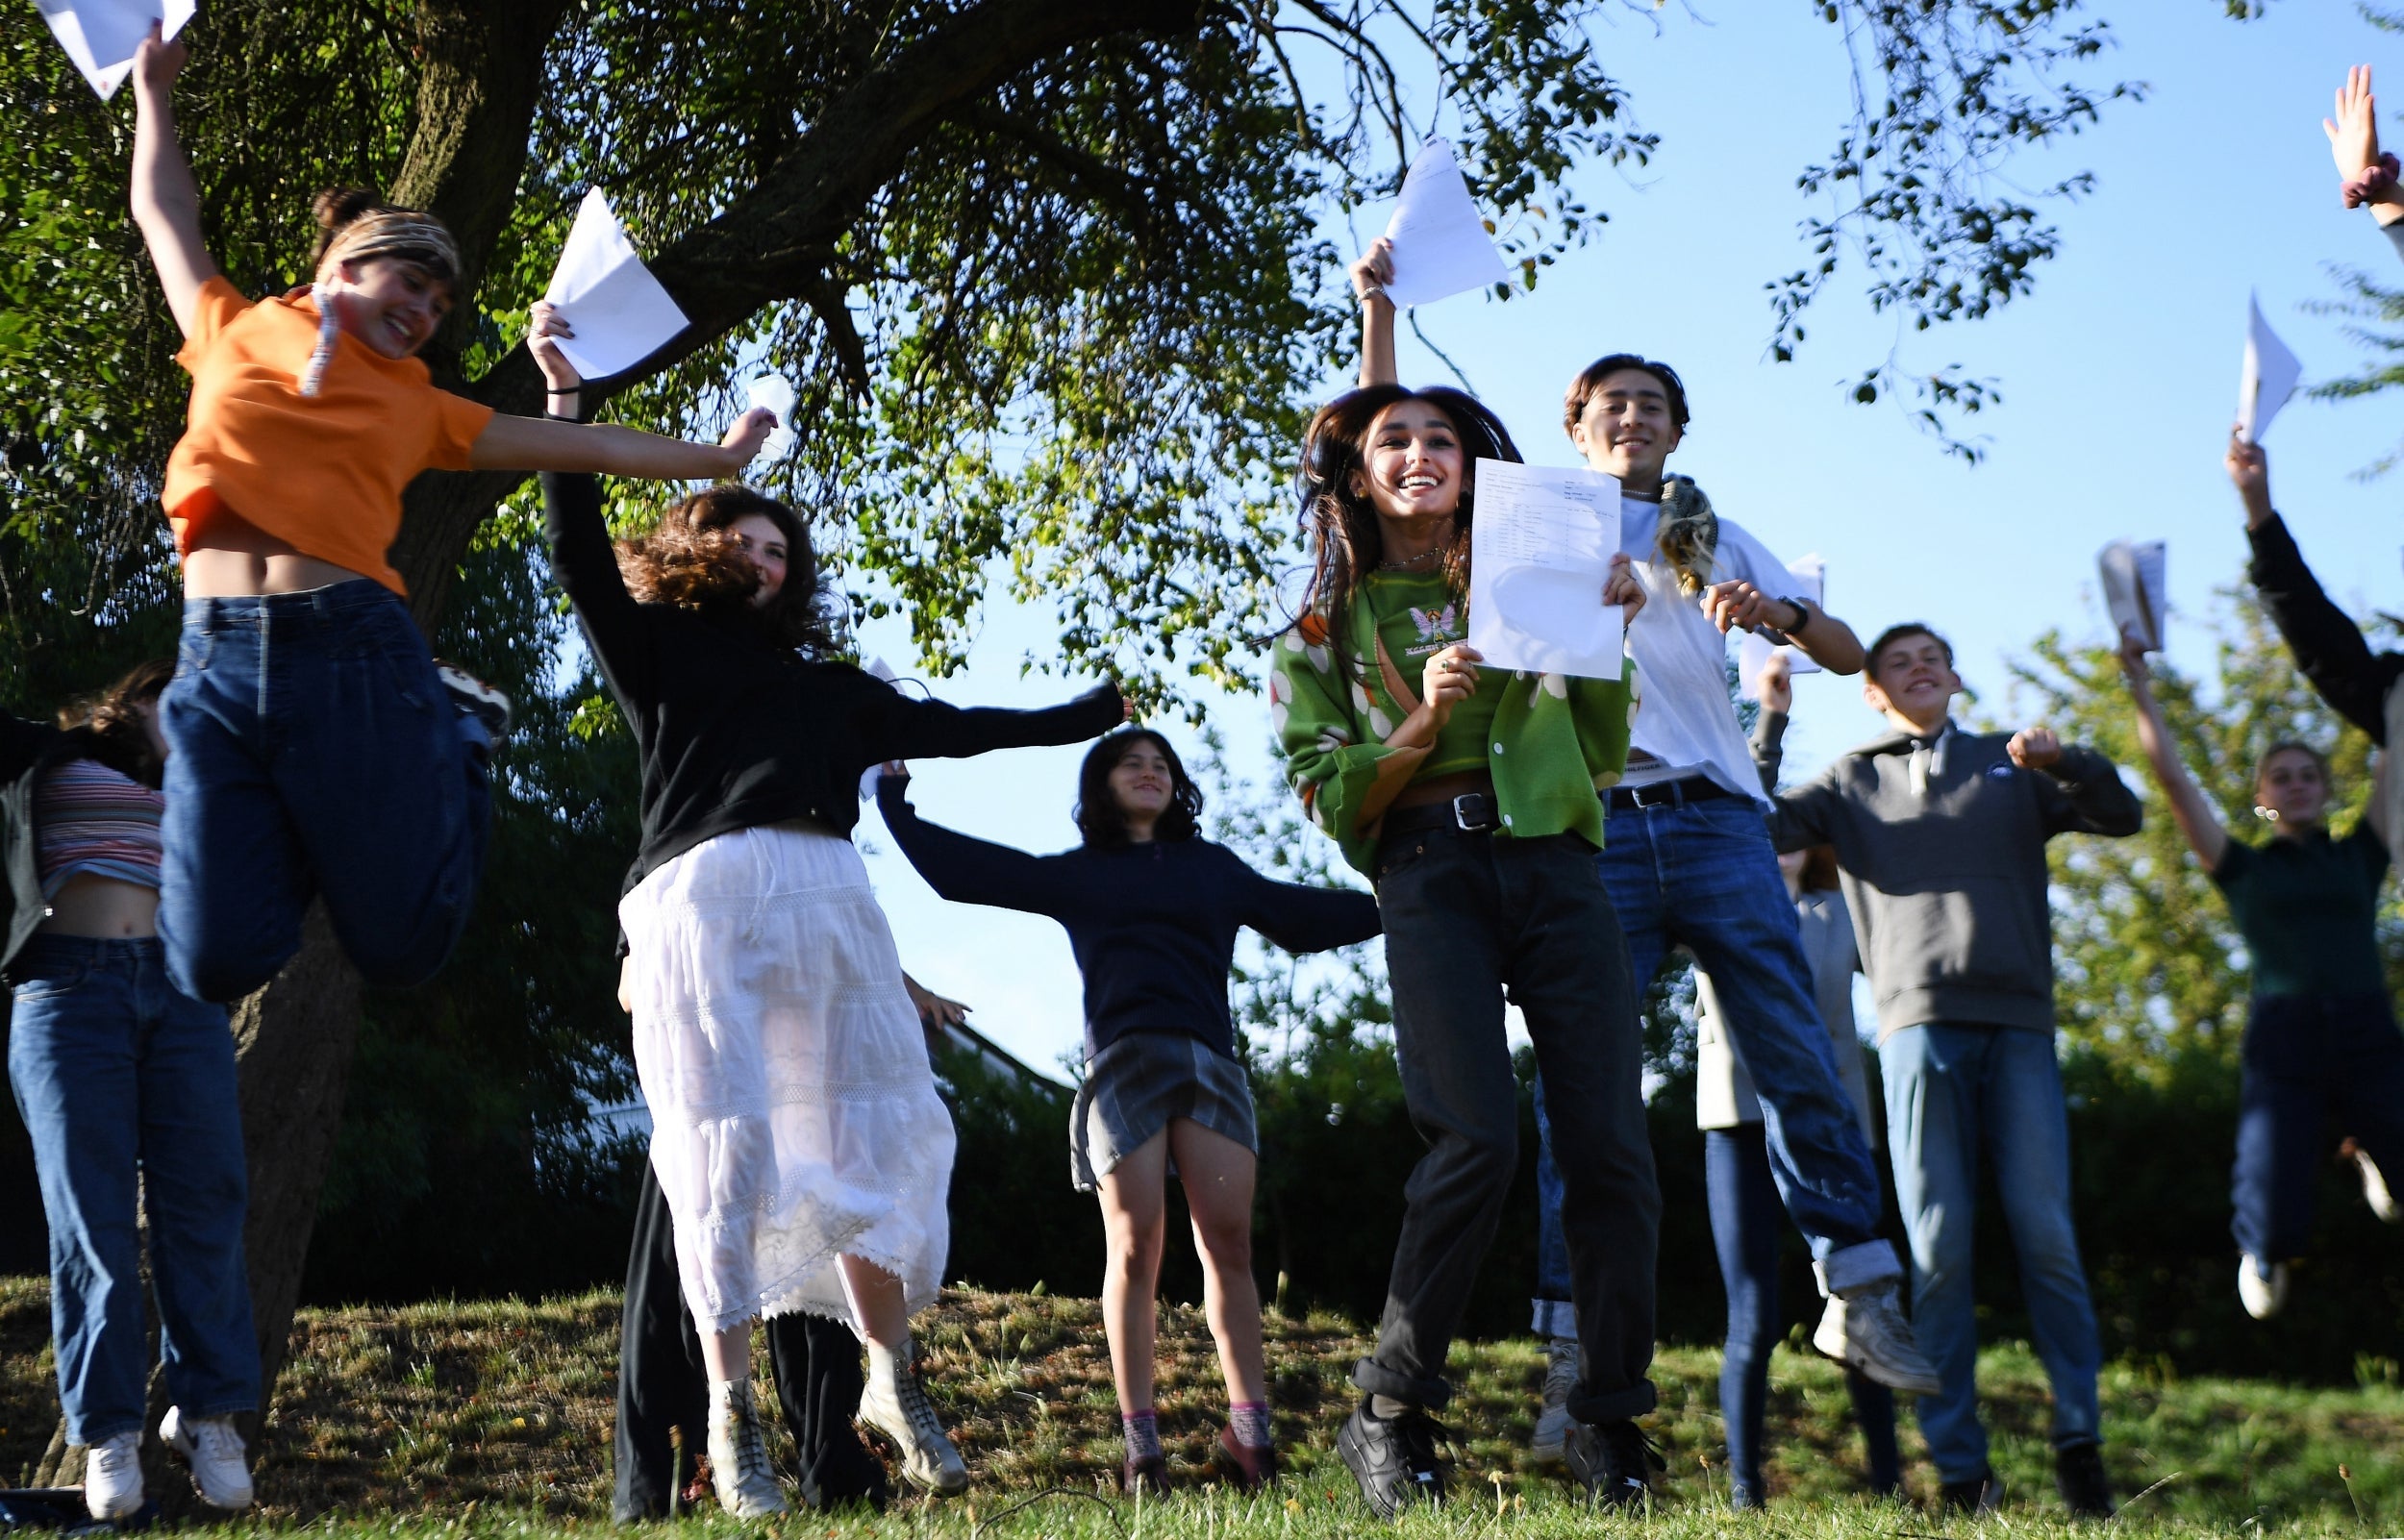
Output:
[732, 1404, 772, 1482]
[1394, 1412, 1458, 1483]
[1601, 1423, 1665, 1480]
[1541, 1349, 1580, 1400]
[192, 1420, 241, 1462]
[894, 1366, 948, 1446]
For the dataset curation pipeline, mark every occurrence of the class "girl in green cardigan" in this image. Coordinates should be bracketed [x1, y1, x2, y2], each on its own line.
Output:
[1270, 378, 1665, 1516]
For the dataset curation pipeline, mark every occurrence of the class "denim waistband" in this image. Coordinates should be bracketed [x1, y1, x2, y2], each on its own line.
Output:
[182, 577, 404, 632]
[15, 932, 164, 969]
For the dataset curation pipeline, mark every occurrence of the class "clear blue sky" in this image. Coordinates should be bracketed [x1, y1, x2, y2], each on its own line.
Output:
[853, 3, 2396, 1083]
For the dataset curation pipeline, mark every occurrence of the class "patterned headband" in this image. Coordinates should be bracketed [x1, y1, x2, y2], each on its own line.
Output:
[321, 210, 461, 283]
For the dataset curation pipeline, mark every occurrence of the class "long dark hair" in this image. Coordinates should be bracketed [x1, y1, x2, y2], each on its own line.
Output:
[615, 484, 842, 656]
[1074, 729, 1202, 847]
[57, 659, 175, 789]
[1291, 385, 1519, 675]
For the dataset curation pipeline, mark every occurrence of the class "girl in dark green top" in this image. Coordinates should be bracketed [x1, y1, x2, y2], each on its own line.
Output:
[2120, 631, 2402, 1321]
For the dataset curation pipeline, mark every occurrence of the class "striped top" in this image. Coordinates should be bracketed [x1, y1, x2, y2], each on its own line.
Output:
[36, 757, 164, 897]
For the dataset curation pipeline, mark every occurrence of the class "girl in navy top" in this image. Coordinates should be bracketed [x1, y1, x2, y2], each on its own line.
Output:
[877, 729, 1379, 1494]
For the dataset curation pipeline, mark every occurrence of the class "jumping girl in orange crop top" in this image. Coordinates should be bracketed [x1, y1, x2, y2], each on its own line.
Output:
[126, 25, 774, 1006]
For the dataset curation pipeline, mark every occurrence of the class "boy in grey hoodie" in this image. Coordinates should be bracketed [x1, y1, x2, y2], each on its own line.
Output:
[1755, 624, 2140, 1519]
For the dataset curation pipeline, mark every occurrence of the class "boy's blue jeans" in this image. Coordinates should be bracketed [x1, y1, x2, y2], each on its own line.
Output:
[7, 935, 257, 1444]
[1533, 798, 1900, 1336]
[157, 579, 492, 1003]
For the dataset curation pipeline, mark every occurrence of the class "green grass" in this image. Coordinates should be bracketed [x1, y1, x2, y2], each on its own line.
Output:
[3, 1274, 2400, 1533]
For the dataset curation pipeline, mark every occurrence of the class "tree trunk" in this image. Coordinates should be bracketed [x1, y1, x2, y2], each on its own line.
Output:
[34, 907, 361, 1496]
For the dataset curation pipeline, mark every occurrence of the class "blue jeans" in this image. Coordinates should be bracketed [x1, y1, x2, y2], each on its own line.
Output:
[1534, 797, 1898, 1330]
[6, 936, 257, 1445]
[1882, 1023, 2100, 1481]
[1706, 1124, 1899, 1504]
[158, 579, 492, 1003]
[2232, 992, 2404, 1266]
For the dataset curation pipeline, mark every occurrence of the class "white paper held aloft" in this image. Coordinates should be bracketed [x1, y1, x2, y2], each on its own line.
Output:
[746, 374, 797, 461]
[37, 0, 195, 99]
[2097, 538, 2168, 653]
[542, 189, 690, 381]
[1738, 554, 1829, 700]
[1380, 137, 1509, 309]
[1465, 460, 1624, 680]
[2238, 292, 2303, 444]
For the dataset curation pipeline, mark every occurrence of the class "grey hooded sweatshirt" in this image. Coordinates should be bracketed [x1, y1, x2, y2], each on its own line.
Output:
[1756, 714, 2141, 1039]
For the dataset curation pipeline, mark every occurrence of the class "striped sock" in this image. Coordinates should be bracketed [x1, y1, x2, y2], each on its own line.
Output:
[1229, 1401, 1272, 1450]
[1123, 1409, 1162, 1460]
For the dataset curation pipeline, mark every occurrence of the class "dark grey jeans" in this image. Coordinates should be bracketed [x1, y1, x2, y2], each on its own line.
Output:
[1357, 827, 1660, 1422]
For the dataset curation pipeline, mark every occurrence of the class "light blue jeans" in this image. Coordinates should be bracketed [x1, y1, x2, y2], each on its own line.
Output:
[1533, 797, 1899, 1334]
[1882, 1023, 2101, 1480]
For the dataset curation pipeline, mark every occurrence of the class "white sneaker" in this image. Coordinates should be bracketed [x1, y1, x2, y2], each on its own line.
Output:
[2355, 1146, 2400, 1224]
[1814, 1286, 1943, 1397]
[160, 1406, 253, 1511]
[1529, 1336, 1581, 1467]
[860, 1351, 969, 1495]
[706, 1379, 787, 1519]
[2239, 1255, 2291, 1320]
[83, 1429, 144, 1521]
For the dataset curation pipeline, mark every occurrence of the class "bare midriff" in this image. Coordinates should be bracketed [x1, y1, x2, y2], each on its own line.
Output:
[39, 873, 160, 939]
[1391, 768, 1495, 809]
[181, 504, 371, 598]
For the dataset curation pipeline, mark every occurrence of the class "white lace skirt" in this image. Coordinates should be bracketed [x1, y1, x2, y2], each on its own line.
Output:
[619, 824, 956, 1334]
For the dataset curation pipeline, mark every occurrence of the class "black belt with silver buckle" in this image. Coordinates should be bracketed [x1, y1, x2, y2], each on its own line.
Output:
[1604, 775, 1740, 813]
[1382, 791, 1502, 837]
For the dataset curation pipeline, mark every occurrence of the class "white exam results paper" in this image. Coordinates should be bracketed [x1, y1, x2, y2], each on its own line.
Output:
[2238, 291, 2303, 443]
[1738, 554, 1828, 700]
[543, 189, 690, 380]
[1466, 460, 1623, 679]
[746, 374, 797, 461]
[2097, 539, 2167, 652]
[1380, 137, 1509, 309]
[38, 0, 195, 99]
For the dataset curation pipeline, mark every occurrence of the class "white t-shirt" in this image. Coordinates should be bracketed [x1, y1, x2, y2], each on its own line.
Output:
[1617, 493, 1796, 805]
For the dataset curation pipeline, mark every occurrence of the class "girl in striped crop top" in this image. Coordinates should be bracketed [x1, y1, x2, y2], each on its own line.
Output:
[4, 660, 262, 1518]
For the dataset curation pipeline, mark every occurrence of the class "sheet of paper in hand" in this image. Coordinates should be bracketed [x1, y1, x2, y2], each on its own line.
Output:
[2237, 291, 2303, 444]
[1738, 554, 1828, 700]
[746, 374, 797, 461]
[2097, 538, 2168, 653]
[37, 0, 194, 99]
[1381, 137, 1510, 309]
[542, 189, 690, 381]
[1466, 460, 1624, 679]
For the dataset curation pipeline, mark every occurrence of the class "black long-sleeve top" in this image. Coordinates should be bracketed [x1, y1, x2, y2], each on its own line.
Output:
[2246, 512, 2404, 744]
[542, 472, 1123, 892]
[875, 776, 1382, 1062]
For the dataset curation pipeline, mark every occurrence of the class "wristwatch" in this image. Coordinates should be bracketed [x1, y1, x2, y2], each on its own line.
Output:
[1781, 596, 1811, 633]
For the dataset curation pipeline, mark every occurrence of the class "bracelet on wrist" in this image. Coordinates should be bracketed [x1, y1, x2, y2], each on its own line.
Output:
[1357, 285, 1389, 306]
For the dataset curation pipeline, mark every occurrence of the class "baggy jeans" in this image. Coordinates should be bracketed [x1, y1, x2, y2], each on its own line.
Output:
[1357, 827, 1659, 1422]
[7, 935, 257, 1445]
[158, 578, 492, 1004]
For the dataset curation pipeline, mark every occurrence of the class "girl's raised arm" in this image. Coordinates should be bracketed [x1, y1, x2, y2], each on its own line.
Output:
[468, 406, 773, 478]
[2119, 630, 2229, 870]
[1351, 239, 1398, 388]
[129, 27, 221, 338]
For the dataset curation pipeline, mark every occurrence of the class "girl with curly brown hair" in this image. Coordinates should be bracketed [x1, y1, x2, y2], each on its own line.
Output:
[531, 310, 1123, 1516]
[4, 661, 257, 1519]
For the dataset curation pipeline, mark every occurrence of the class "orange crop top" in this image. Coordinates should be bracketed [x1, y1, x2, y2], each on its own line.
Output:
[163, 277, 496, 595]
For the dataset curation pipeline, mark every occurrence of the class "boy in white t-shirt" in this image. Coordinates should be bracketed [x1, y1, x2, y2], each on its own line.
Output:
[1521, 356, 1937, 1463]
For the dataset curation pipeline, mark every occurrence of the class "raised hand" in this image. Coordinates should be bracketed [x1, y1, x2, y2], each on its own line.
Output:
[1757, 652, 1793, 714]
[2116, 625, 2152, 684]
[133, 21, 187, 97]
[1349, 237, 1396, 303]
[2328, 66, 2388, 196]
[2008, 727, 2063, 770]
[719, 406, 777, 468]
[527, 301, 581, 396]
[2225, 428, 2273, 527]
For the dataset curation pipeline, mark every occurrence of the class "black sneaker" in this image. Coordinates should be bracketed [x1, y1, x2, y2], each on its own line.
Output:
[1939, 1466, 2002, 1515]
[2054, 1442, 2114, 1519]
[1564, 1418, 1663, 1510]
[1335, 1401, 1448, 1520]
[434, 660, 513, 738]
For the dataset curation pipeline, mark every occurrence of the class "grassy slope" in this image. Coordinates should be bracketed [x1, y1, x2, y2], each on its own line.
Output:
[2, 1275, 2400, 1533]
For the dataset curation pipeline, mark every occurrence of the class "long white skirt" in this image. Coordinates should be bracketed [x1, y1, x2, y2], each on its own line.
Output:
[619, 824, 956, 1334]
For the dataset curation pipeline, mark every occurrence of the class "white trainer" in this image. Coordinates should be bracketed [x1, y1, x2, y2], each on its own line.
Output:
[1814, 1285, 1942, 1397]
[1529, 1336, 1581, 1467]
[83, 1428, 144, 1521]
[2355, 1146, 2400, 1224]
[160, 1406, 254, 1510]
[859, 1351, 969, 1495]
[2239, 1254, 2291, 1321]
[706, 1379, 787, 1519]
